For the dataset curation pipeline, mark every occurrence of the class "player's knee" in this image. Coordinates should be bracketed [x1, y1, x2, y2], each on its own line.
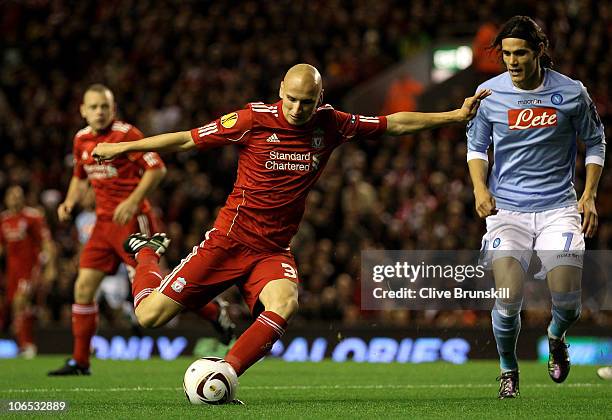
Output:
[136, 313, 156, 329]
[260, 279, 299, 320]
[135, 297, 173, 329]
[135, 291, 182, 328]
[135, 305, 161, 329]
[74, 272, 102, 303]
[282, 296, 299, 319]
[493, 298, 522, 318]
[266, 295, 299, 320]
[74, 280, 95, 303]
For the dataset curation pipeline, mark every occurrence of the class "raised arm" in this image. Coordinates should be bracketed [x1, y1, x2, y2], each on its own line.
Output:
[92, 131, 195, 161]
[385, 89, 491, 136]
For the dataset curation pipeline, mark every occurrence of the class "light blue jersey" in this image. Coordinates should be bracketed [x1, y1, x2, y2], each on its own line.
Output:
[467, 69, 606, 211]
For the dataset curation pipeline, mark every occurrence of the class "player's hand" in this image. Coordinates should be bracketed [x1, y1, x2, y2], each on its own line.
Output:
[473, 186, 497, 218]
[92, 143, 123, 162]
[578, 193, 598, 237]
[57, 201, 74, 222]
[458, 89, 492, 122]
[113, 198, 139, 225]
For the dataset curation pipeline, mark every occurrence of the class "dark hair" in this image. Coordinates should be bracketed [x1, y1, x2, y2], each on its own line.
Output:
[490, 16, 553, 68]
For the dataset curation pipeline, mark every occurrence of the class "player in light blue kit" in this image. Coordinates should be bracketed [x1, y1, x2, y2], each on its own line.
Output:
[466, 16, 606, 399]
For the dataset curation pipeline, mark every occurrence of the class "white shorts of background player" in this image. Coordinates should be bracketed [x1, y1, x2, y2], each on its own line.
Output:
[480, 206, 584, 279]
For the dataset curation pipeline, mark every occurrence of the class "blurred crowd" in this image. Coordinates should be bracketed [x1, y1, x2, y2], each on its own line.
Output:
[1, 0, 611, 330]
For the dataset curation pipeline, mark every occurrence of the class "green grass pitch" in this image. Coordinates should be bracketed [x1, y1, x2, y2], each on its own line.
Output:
[0, 357, 610, 419]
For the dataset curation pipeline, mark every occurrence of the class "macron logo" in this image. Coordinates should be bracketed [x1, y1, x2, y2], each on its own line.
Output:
[266, 133, 280, 143]
[508, 108, 557, 130]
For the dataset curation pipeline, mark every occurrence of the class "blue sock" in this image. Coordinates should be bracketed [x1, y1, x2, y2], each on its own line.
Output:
[548, 290, 581, 339]
[492, 300, 522, 372]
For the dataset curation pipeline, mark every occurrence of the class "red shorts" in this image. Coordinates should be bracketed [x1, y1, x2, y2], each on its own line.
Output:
[80, 212, 158, 274]
[157, 229, 299, 314]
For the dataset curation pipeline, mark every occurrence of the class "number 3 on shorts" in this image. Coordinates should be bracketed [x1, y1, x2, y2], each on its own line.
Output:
[281, 263, 297, 279]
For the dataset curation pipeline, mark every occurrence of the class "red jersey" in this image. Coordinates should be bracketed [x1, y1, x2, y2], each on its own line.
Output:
[190, 101, 387, 252]
[0, 207, 50, 278]
[73, 121, 165, 219]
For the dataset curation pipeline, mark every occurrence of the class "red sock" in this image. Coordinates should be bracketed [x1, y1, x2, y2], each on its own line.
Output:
[14, 310, 35, 348]
[225, 311, 287, 376]
[72, 303, 98, 367]
[197, 302, 219, 321]
[133, 248, 163, 308]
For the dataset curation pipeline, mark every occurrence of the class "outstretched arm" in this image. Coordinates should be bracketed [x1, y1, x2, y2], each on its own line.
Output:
[385, 89, 491, 136]
[92, 131, 195, 161]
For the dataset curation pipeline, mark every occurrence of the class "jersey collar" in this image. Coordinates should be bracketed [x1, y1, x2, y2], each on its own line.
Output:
[511, 69, 548, 93]
[276, 101, 318, 130]
[91, 120, 115, 137]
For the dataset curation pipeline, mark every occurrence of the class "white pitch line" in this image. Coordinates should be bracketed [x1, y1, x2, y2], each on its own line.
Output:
[0, 383, 607, 394]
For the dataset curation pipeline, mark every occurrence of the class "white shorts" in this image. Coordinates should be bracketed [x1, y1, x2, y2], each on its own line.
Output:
[95, 264, 130, 309]
[480, 206, 584, 275]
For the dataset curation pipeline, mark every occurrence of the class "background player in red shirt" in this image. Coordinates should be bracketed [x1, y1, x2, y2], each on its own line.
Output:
[50, 85, 235, 376]
[47, 84, 170, 375]
[0, 185, 55, 358]
[93, 64, 490, 396]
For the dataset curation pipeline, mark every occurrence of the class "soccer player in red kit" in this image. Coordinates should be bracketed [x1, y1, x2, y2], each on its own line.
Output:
[47, 85, 235, 377]
[93, 65, 490, 397]
[47, 84, 167, 375]
[0, 185, 55, 358]
[49, 85, 235, 376]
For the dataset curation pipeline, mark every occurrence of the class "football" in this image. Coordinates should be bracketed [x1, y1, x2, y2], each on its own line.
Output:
[183, 357, 239, 405]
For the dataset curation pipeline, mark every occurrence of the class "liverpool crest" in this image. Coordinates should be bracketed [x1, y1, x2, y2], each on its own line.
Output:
[311, 128, 324, 149]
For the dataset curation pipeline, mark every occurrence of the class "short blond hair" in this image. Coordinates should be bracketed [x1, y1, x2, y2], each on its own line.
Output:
[85, 83, 113, 95]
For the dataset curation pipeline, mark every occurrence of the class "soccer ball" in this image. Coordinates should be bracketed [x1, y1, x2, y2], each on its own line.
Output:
[183, 357, 239, 405]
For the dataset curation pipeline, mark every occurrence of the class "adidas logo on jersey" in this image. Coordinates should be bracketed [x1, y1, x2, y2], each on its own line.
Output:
[266, 133, 280, 143]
